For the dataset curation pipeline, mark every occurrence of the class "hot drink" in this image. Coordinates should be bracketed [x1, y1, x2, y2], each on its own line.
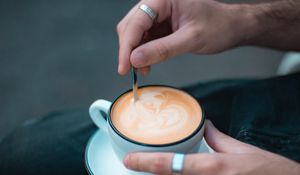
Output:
[111, 86, 202, 145]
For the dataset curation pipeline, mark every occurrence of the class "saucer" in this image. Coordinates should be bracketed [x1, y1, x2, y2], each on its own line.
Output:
[85, 129, 214, 175]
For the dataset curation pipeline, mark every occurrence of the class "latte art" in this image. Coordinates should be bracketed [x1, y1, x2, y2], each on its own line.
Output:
[112, 86, 202, 145]
[123, 91, 188, 133]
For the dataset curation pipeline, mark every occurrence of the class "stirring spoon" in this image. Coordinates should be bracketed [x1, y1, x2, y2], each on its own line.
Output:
[132, 68, 139, 102]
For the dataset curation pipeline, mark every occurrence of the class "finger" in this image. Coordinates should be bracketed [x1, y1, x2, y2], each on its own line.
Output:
[205, 120, 258, 153]
[124, 152, 220, 175]
[117, 4, 141, 75]
[124, 152, 174, 175]
[118, 0, 171, 75]
[130, 28, 193, 68]
[183, 153, 222, 175]
[117, 2, 143, 45]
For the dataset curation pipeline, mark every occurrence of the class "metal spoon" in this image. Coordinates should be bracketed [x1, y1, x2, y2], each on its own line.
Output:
[132, 68, 139, 102]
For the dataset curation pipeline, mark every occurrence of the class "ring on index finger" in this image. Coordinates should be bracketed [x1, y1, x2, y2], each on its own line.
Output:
[139, 4, 157, 21]
[172, 153, 185, 173]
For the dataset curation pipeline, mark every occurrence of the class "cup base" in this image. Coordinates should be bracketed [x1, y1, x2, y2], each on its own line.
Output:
[85, 129, 213, 175]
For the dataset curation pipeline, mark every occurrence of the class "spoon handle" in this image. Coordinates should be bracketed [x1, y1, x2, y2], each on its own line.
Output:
[132, 68, 139, 102]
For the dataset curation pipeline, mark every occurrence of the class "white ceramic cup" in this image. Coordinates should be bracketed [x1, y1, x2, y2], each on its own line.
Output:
[89, 85, 205, 174]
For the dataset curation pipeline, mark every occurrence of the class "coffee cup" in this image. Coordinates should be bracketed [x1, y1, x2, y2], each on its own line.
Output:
[89, 85, 205, 174]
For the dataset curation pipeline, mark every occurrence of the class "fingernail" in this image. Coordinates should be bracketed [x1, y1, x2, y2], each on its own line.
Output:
[123, 155, 130, 168]
[132, 51, 146, 67]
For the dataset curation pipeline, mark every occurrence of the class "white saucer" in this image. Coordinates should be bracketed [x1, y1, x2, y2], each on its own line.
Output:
[85, 129, 213, 175]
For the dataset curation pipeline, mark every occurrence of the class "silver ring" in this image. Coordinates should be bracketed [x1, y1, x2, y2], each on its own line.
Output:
[172, 153, 185, 173]
[139, 4, 157, 21]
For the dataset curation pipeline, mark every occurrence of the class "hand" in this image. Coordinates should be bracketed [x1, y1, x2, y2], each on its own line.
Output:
[117, 0, 252, 75]
[124, 120, 300, 175]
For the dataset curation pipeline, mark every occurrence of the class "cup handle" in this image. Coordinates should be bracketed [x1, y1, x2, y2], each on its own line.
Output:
[89, 99, 112, 133]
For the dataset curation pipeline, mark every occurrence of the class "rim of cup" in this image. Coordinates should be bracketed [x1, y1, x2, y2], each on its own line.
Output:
[107, 85, 206, 147]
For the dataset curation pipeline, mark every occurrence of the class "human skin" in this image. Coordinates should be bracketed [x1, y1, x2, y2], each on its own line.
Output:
[117, 0, 300, 174]
[124, 121, 300, 175]
[117, 0, 300, 75]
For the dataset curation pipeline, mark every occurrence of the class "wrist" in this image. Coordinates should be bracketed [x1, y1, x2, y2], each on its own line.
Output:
[228, 4, 263, 46]
[231, 1, 300, 46]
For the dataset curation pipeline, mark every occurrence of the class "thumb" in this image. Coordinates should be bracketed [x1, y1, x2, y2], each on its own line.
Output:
[130, 28, 192, 68]
[205, 120, 258, 154]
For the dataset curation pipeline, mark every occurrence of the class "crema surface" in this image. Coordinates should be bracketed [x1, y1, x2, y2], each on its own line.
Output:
[112, 86, 202, 144]
[111, 86, 202, 145]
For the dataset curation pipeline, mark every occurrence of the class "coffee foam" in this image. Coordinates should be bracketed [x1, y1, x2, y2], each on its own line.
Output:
[111, 86, 202, 145]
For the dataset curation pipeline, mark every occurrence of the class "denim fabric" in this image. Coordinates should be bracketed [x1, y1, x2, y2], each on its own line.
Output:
[0, 110, 96, 175]
[0, 73, 299, 175]
[184, 73, 300, 162]
[229, 74, 300, 162]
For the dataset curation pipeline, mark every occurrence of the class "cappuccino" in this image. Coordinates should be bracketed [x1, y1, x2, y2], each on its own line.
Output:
[111, 86, 202, 145]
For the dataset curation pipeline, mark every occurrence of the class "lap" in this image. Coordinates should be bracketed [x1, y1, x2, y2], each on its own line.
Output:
[0, 110, 96, 175]
[184, 73, 300, 162]
[1, 73, 300, 174]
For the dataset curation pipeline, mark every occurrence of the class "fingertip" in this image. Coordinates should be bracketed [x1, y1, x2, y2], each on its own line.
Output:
[118, 64, 123, 74]
[123, 154, 130, 168]
[206, 120, 215, 129]
[118, 65, 125, 75]
[118, 64, 129, 75]
[131, 50, 148, 68]
[205, 120, 218, 138]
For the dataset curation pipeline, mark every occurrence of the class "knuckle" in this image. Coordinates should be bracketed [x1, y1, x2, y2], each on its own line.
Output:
[150, 154, 169, 173]
[155, 41, 170, 61]
[134, 20, 148, 33]
[201, 156, 223, 172]
[116, 22, 123, 34]
[189, 26, 205, 49]
[135, 155, 144, 171]
[190, 26, 203, 41]
[128, 153, 142, 171]
[189, 159, 199, 171]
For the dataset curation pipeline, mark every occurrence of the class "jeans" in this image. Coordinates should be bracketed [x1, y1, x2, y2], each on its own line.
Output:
[1, 73, 300, 175]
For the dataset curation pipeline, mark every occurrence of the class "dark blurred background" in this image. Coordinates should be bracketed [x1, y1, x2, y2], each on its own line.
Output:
[0, 0, 284, 140]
